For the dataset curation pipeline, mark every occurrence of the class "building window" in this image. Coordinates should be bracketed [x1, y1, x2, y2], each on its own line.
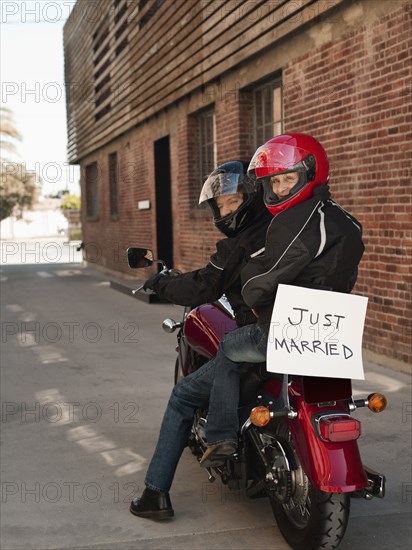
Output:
[198, 109, 216, 185]
[108, 152, 119, 219]
[253, 81, 283, 148]
[85, 163, 99, 220]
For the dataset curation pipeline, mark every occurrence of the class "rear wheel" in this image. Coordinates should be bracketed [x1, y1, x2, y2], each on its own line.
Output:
[262, 424, 350, 550]
[271, 485, 350, 550]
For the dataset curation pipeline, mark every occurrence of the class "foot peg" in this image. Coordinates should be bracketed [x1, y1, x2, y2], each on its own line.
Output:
[205, 467, 216, 483]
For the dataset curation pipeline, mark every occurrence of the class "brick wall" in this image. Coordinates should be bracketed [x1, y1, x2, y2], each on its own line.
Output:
[176, 114, 218, 272]
[175, 91, 259, 273]
[80, 1, 411, 367]
[80, 132, 155, 275]
[283, 3, 412, 364]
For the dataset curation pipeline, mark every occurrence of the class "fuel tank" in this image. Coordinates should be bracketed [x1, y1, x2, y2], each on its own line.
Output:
[184, 303, 238, 359]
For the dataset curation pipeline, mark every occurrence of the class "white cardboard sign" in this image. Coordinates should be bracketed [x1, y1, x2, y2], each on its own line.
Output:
[266, 284, 368, 380]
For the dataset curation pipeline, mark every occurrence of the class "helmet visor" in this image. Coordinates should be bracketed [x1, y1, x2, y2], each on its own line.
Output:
[199, 169, 254, 205]
[248, 143, 310, 180]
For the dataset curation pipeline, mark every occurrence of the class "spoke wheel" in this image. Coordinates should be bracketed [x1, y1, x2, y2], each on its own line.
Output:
[263, 423, 350, 550]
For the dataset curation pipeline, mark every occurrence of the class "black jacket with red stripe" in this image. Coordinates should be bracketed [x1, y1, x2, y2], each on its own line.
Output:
[240, 186, 365, 330]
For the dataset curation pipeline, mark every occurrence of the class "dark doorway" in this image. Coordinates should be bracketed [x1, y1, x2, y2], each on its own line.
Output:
[154, 136, 173, 268]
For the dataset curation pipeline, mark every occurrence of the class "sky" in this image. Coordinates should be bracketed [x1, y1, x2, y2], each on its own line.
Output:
[1, 0, 80, 196]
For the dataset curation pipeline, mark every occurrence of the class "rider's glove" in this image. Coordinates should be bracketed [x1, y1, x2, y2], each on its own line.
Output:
[143, 270, 169, 292]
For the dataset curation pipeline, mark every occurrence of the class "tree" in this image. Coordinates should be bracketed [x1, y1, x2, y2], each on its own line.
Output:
[60, 193, 81, 211]
[0, 107, 37, 220]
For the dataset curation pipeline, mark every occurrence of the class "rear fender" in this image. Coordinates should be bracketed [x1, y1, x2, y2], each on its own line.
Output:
[286, 382, 367, 493]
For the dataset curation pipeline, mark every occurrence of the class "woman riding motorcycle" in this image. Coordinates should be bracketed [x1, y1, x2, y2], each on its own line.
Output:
[200, 133, 365, 466]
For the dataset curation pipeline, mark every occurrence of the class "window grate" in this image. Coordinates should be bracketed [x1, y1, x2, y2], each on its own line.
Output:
[253, 80, 283, 149]
[199, 110, 216, 186]
[85, 163, 99, 220]
[108, 152, 119, 219]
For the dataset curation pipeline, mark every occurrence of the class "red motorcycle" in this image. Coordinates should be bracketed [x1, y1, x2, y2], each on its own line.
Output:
[128, 248, 387, 550]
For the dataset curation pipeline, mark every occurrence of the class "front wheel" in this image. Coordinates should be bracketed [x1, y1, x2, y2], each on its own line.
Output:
[270, 485, 350, 550]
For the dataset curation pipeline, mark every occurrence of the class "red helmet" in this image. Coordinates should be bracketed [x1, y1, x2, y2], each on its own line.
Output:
[248, 133, 329, 216]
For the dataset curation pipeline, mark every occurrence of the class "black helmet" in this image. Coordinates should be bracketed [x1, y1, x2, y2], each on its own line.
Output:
[199, 161, 258, 237]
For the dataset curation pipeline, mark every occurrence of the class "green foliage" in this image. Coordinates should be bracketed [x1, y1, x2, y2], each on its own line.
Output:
[60, 194, 81, 210]
[0, 107, 37, 220]
[70, 229, 82, 240]
[0, 163, 37, 221]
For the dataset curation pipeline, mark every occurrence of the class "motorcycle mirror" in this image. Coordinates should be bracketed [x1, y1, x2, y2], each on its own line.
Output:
[127, 247, 154, 268]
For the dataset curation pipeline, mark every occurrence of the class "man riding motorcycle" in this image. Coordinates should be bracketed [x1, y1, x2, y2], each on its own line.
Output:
[142, 161, 270, 327]
[130, 160, 271, 519]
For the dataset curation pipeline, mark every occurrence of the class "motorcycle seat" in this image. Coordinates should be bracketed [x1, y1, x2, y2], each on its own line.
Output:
[239, 363, 282, 405]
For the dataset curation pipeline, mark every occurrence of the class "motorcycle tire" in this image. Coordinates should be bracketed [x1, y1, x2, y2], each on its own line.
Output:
[271, 485, 350, 550]
[266, 420, 350, 550]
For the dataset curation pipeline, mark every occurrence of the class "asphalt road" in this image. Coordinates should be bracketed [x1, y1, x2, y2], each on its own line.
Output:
[1, 255, 411, 550]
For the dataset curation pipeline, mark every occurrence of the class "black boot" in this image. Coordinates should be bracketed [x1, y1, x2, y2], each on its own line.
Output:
[199, 441, 237, 468]
[130, 487, 174, 519]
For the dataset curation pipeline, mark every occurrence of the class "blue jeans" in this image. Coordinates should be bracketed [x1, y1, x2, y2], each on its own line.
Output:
[145, 323, 267, 493]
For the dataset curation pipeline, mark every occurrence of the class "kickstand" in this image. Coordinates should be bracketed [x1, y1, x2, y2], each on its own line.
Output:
[278, 374, 290, 410]
[204, 467, 216, 483]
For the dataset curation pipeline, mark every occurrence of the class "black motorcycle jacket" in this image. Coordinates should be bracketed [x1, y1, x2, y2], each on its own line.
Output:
[148, 210, 272, 326]
[241, 186, 365, 329]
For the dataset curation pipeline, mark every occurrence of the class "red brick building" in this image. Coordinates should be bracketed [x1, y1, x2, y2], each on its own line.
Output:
[64, 0, 411, 369]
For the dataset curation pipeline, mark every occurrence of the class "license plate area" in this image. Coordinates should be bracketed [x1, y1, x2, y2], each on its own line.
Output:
[303, 376, 352, 404]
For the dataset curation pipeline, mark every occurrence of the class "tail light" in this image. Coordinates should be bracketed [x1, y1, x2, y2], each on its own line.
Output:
[317, 415, 361, 442]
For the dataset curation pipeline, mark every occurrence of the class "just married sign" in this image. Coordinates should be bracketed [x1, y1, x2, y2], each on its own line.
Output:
[266, 284, 368, 380]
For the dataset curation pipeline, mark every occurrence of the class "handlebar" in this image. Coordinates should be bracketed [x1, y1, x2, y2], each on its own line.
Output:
[131, 267, 182, 295]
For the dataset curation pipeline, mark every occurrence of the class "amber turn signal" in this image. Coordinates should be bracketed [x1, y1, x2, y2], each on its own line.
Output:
[367, 393, 387, 413]
[250, 406, 271, 427]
